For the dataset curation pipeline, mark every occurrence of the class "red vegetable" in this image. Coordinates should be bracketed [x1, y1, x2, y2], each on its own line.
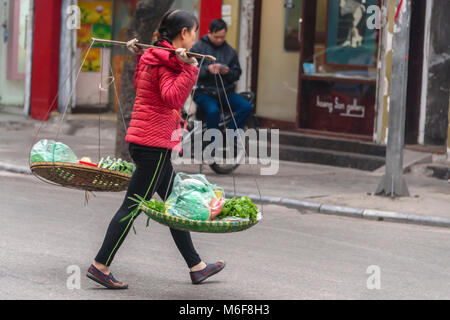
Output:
[79, 161, 98, 167]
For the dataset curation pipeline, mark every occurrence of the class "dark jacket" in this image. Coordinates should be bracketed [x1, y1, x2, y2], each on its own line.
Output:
[191, 35, 242, 99]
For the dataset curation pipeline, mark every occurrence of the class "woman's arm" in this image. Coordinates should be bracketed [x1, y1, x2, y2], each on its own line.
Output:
[158, 64, 199, 109]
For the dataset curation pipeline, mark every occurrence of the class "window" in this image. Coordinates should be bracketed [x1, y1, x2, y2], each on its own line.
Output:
[308, 0, 379, 80]
[284, 0, 302, 51]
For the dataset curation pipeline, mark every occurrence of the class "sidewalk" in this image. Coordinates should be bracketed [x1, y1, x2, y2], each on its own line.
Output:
[1, 108, 449, 228]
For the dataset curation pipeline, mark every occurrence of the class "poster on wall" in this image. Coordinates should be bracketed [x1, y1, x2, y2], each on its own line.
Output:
[81, 48, 101, 72]
[77, 24, 92, 47]
[325, 0, 377, 67]
[77, 1, 112, 49]
[92, 24, 112, 47]
[79, 1, 112, 25]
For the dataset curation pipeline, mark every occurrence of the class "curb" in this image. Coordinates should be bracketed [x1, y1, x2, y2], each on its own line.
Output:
[0, 162, 31, 175]
[1, 164, 449, 229]
[225, 190, 450, 229]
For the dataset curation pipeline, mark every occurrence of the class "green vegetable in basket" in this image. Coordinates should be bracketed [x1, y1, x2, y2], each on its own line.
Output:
[98, 157, 135, 175]
[218, 196, 258, 222]
[145, 198, 165, 213]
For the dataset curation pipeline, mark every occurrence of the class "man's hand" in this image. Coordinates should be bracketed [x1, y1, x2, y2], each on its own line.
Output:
[219, 65, 229, 75]
[208, 64, 222, 75]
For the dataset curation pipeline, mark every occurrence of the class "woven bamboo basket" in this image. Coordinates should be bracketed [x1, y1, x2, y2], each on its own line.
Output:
[30, 162, 131, 192]
[140, 204, 260, 233]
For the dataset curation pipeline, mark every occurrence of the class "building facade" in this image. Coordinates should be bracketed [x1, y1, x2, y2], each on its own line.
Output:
[0, 0, 225, 119]
[249, 0, 449, 156]
[0, 0, 449, 158]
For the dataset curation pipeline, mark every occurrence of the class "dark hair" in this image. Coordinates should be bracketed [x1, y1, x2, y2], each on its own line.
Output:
[156, 9, 199, 44]
[209, 19, 228, 33]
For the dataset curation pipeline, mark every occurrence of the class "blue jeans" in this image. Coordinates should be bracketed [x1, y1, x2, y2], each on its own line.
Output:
[194, 93, 252, 131]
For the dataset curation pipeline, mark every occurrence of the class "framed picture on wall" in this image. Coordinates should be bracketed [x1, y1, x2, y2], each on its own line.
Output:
[325, 0, 377, 67]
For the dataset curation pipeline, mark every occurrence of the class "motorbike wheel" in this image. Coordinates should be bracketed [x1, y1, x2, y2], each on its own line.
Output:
[209, 162, 240, 175]
[209, 137, 246, 175]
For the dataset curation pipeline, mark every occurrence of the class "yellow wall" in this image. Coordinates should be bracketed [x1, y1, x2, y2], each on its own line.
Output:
[256, 0, 300, 121]
[222, 0, 240, 50]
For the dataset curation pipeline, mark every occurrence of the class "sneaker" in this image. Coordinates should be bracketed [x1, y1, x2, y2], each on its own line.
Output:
[86, 264, 128, 290]
[190, 261, 226, 285]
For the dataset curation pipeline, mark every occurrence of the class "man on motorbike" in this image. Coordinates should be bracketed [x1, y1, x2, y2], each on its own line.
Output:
[191, 19, 253, 134]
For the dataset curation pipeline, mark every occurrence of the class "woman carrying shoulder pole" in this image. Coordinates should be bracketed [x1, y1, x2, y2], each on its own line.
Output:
[86, 9, 225, 290]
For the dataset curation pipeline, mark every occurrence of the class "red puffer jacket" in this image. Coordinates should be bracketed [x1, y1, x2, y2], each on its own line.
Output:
[125, 40, 199, 151]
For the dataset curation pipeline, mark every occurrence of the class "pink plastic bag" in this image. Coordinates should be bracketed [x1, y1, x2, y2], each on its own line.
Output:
[209, 197, 225, 220]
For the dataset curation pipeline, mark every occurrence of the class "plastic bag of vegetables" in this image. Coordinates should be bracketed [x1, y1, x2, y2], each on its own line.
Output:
[30, 139, 78, 163]
[165, 173, 225, 221]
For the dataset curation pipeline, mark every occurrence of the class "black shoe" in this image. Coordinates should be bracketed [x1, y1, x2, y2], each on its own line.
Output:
[190, 261, 226, 285]
[86, 264, 128, 290]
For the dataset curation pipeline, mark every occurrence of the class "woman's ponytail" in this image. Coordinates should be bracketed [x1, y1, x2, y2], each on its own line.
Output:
[154, 9, 198, 45]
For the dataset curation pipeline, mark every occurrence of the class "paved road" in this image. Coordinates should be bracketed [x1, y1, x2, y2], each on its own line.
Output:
[1, 172, 449, 300]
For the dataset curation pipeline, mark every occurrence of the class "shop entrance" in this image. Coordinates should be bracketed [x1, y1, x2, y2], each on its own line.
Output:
[297, 0, 379, 140]
[255, 0, 380, 141]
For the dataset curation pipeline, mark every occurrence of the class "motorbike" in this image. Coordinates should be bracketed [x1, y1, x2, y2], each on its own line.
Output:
[179, 91, 257, 175]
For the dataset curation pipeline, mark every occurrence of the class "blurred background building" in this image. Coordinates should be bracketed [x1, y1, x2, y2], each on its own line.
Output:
[0, 0, 449, 163]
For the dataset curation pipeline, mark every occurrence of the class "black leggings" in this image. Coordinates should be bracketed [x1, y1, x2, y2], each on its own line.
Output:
[95, 143, 202, 268]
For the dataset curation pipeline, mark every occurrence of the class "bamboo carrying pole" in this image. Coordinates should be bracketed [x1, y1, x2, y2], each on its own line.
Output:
[91, 38, 216, 62]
